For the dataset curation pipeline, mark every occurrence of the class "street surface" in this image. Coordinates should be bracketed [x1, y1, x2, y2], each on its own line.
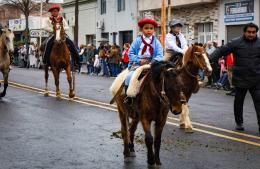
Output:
[0, 67, 260, 169]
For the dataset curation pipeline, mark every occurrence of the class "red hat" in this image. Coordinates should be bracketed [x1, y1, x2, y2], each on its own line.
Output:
[138, 18, 158, 28]
[48, 5, 60, 12]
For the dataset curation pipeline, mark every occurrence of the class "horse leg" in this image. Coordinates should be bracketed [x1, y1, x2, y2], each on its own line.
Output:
[0, 69, 9, 97]
[181, 103, 194, 133]
[52, 67, 61, 99]
[141, 119, 155, 166]
[118, 108, 131, 161]
[154, 118, 167, 166]
[128, 118, 139, 157]
[44, 65, 49, 96]
[65, 65, 75, 99]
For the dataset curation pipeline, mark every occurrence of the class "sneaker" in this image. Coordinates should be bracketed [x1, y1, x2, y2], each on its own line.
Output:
[235, 123, 244, 131]
[226, 89, 235, 96]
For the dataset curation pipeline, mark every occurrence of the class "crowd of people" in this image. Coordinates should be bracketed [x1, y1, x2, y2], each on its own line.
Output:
[12, 42, 42, 69]
[78, 42, 130, 77]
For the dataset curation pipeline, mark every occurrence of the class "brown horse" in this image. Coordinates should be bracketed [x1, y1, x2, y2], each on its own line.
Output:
[111, 44, 212, 166]
[43, 19, 75, 99]
[0, 27, 14, 98]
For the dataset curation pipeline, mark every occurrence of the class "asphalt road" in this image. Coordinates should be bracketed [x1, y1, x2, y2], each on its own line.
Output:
[0, 67, 259, 169]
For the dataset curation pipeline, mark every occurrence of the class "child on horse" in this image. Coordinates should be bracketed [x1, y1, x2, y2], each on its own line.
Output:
[124, 18, 163, 104]
[43, 5, 79, 68]
[165, 19, 188, 63]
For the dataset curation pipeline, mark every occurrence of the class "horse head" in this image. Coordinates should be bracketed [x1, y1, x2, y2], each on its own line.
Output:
[1, 27, 14, 54]
[183, 44, 212, 76]
[151, 61, 181, 112]
[53, 18, 65, 44]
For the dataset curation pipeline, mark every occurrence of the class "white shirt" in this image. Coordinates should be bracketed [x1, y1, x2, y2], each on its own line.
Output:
[138, 35, 153, 58]
[165, 32, 188, 54]
[43, 17, 69, 33]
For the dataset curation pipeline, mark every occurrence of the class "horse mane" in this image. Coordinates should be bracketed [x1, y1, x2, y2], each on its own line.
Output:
[151, 61, 175, 82]
[183, 45, 194, 66]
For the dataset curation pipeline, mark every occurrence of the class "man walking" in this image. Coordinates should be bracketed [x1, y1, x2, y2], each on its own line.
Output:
[210, 23, 260, 132]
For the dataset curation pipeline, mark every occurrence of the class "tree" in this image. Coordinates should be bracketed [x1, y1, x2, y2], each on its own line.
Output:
[2, 0, 48, 68]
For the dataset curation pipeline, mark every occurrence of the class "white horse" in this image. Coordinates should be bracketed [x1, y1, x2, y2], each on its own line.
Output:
[0, 27, 14, 97]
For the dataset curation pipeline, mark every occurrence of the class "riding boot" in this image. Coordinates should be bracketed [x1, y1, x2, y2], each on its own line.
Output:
[123, 85, 134, 105]
[65, 37, 80, 67]
[43, 36, 54, 65]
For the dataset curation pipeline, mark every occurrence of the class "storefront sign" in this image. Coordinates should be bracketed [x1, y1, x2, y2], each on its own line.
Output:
[224, 0, 254, 23]
[30, 29, 49, 38]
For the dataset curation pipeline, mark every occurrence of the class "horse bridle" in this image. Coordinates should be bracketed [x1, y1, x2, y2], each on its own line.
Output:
[184, 51, 208, 78]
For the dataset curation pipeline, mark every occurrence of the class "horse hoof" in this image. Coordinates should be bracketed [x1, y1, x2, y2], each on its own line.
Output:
[180, 124, 185, 129]
[124, 157, 133, 163]
[130, 151, 136, 157]
[147, 163, 156, 169]
[44, 91, 49, 97]
[69, 93, 75, 99]
[185, 128, 194, 133]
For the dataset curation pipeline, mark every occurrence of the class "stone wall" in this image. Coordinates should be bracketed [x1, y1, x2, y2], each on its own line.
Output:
[150, 2, 219, 43]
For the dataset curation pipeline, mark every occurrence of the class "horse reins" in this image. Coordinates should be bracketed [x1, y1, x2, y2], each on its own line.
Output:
[183, 51, 207, 78]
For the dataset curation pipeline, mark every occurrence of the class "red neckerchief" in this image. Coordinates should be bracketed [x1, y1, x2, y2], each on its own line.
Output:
[141, 35, 154, 56]
[50, 16, 62, 23]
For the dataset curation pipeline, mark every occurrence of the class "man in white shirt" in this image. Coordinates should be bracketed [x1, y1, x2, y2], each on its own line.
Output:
[165, 19, 188, 64]
[42, 5, 79, 67]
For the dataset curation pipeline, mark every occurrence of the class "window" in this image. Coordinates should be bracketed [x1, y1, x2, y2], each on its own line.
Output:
[197, 23, 213, 44]
[101, 0, 106, 15]
[118, 0, 125, 12]
[86, 35, 96, 46]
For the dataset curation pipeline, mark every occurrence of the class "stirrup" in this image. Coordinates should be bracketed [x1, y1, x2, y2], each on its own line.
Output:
[123, 96, 134, 105]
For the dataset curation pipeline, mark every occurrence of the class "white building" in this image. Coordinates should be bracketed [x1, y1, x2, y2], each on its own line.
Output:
[96, 0, 138, 47]
[62, 0, 139, 47]
[218, 0, 260, 45]
[62, 0, 98, 46]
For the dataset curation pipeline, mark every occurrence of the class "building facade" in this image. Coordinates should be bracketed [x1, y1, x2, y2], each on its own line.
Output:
[62, 0, 139, 47]
[218, 0, 260, 45]
[138, 0, 219, 44]
[62, 0, 98, 46]
[96, 0, 138, 47]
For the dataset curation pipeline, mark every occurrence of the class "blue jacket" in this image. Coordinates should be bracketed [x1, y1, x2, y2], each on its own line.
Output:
[128, 36, 163, 69]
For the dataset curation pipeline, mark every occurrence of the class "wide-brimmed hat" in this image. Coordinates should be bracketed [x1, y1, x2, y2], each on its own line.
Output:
[169, 19, 184, 27]
[48, 5, 60, 12]
[138, 18, 158, 28]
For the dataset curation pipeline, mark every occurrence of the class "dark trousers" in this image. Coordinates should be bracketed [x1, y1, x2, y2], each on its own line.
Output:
[234, 83, 260, 127]
[43, 35, 79, 65]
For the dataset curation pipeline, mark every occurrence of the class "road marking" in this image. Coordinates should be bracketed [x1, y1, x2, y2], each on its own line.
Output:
[167, 121, 260, 147]
[168, 117, 260, 140]
[6, 81, 260, 147]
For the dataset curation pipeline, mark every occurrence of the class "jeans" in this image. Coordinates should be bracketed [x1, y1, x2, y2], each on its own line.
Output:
[101, 58, 109, 76]
[110, 63, 119, 77]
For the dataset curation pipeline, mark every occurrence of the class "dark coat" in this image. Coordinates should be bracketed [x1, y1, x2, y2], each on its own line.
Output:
[210, 36, 260, 88]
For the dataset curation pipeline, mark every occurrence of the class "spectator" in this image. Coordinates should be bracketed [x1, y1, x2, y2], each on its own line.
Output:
[108, 44, 120, 77]
[120, 43, 130, 70]
[99, 45, 109, 76]
[226, 53, 235, 96]
[93, 54, 101, 75]
[78, 44, 85, 73]
[210, 22, 260, 132]
[85, 44, 95, 75]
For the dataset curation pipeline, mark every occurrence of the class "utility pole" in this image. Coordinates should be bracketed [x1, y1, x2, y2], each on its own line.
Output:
[74, 0, 79, 47]
[161, 0, 166, 50]
[167, 0, 171, 24]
